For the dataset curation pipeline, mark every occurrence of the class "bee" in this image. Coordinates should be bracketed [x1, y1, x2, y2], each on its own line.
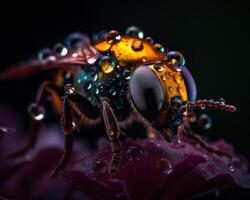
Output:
[0, 26, 236, 177]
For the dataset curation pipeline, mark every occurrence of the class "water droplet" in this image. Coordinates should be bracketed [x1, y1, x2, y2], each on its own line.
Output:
[177, 86, 184, 94]
[72, 53, 78, 58]
[197, 114, 212, 129]
[115, 72, 121, 78]
[174, 74, 183, 83]
[106, 30, 121, 44]
[200, 105, 206, 110]
[126, 26, 144, 39]
[126, 145, 144, 161]
[28, 103, 45, 121]
[95, 88, 100, 95]
[145, 37, 154, 44]
[65, 84, 75, 94]
[115, 192, 127, 200]
[38, 48, 51, 60]
[53, 43, 68, 56]
[0, 127, 15, 134]
[123, 69, 131, 80]
[92, 73, 98, 82]
[166, 51, 185, 72]
[142, 56, 147, 62]
[85, 82, 92, 90]
[229, 165, 235, 172]
[154, 43, 165, 53]
[218, 98, 225, 104]
[99, 56, 116, 74]
[154, 61, 165, 72]
[166, 71, 173, 79]
[131, 39, 144, 51]
[168, 86, 173, 93]
[109, 88, 116, 96]
[161, 74, 167, 81]
[65, 32, 89, 48]
[92, 159, 107, 173]
[156, 158, 172, 174]
[92, 30, 107, 43]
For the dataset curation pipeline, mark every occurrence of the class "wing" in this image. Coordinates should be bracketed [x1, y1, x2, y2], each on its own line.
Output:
[0, 34, 100, 80]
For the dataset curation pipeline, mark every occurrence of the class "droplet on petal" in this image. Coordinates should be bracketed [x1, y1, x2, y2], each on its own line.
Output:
[156, 158, 173, 174]
[92, 159, 107, 173]
[126, 145, 144, 161]
[28, 103, 45, 121]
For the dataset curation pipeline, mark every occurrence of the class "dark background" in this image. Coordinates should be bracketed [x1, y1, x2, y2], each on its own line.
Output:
[0, 0, 249, 199]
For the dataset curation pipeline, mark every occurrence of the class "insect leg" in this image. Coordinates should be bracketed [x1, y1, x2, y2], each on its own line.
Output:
[101, 97, 122, 175]
[50, 85, 101, 177]
[50, 96, 75, 177]
[5, 81, 62, 159]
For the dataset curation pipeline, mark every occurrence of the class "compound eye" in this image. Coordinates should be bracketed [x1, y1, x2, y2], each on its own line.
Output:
[182, 67, 197, 102]
[129, 66, 164, 120]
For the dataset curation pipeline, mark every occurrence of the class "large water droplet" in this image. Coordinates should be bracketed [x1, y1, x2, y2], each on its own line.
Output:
[126, 145, 144, 161]
[126, 26, 144, 39]
[65, 32, 89, 48]
[38, 48, 52, 60]
[106, 30, 121, 44]
[197, 114, 212, 129]
[99, 56, 116, 74]
[28, 103, 45, 121]
[92, 159, 107, 173]
[156, 158, 172, 174]
[131, 39, 144, 51]
[166, 51, 185, 72]
[53, 43, 68, 56]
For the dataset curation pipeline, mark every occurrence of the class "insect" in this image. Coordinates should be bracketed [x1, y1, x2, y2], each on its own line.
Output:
[0, 26, 236, 177]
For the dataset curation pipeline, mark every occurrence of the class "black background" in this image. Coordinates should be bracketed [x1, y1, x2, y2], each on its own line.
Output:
[0, 0, 250, 199]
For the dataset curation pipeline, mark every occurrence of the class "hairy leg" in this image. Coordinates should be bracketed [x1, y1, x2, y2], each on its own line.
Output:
[50, 84, 101, 177]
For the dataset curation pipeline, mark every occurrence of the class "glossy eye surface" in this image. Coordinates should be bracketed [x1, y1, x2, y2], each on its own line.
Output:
[129, 66, 164, 120]
[182, 67, 197, 102]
